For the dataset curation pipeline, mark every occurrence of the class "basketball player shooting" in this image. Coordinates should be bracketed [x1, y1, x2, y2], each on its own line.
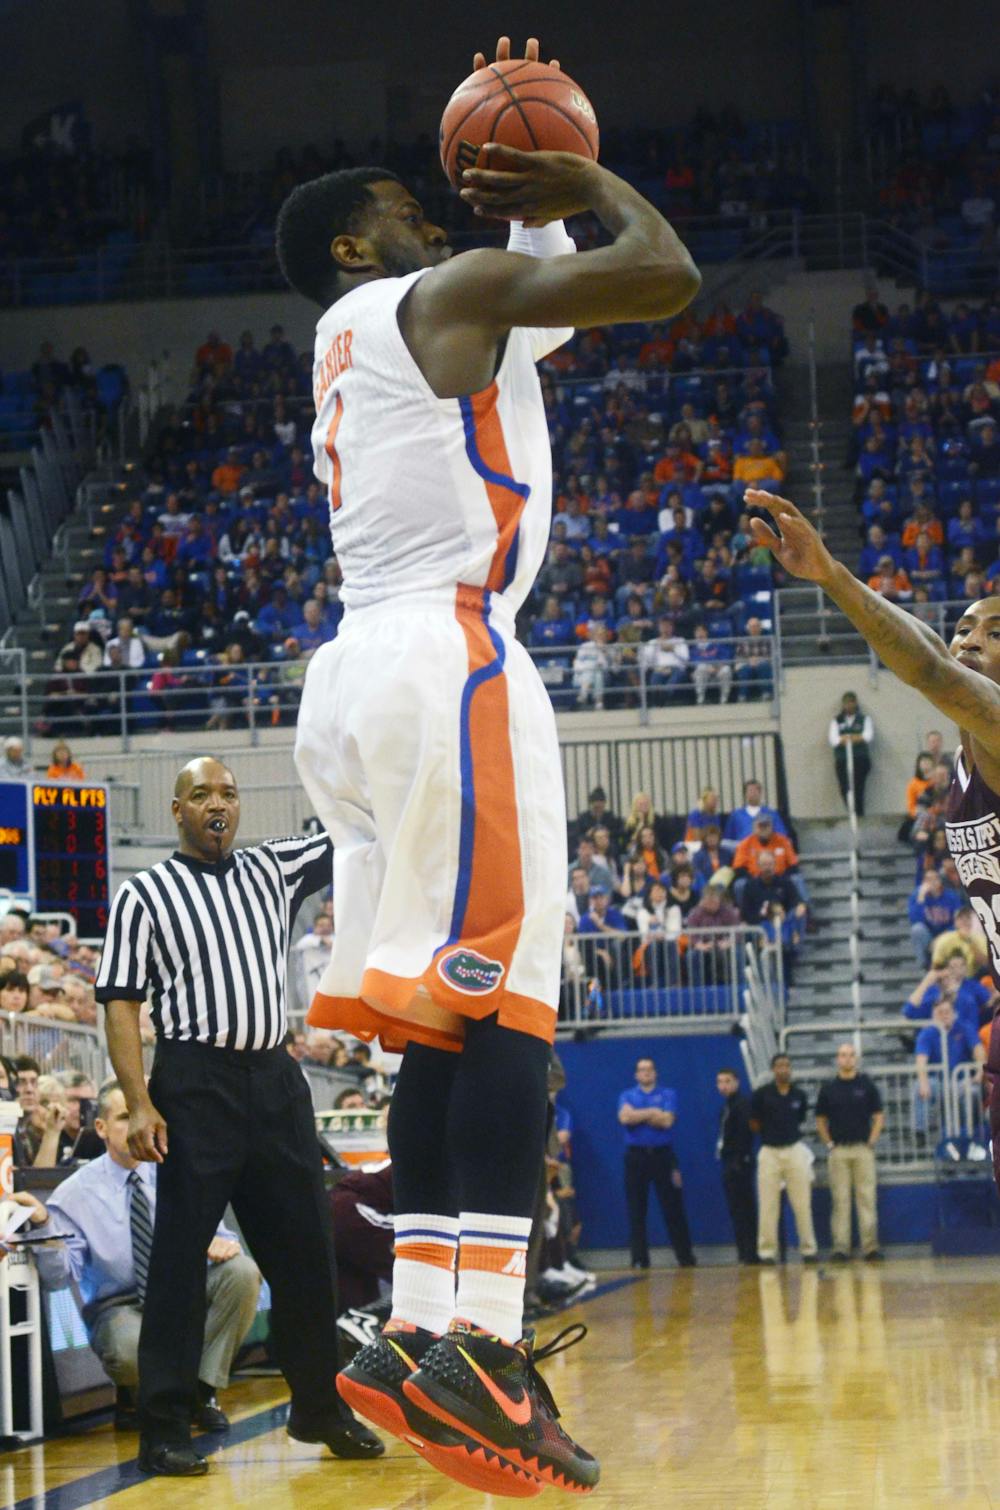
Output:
[277, 32, 699, 1499]
[747, 485, 1000, 1176]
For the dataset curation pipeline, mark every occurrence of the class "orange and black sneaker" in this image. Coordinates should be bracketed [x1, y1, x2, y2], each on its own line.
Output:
[336, 1321, 543, 1499]
[402, 1319, 600, 1496]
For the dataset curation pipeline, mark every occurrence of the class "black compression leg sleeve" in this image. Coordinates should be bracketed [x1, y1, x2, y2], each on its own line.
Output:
[446, 1013, 550, 1218]
[387, 1041, 460, 1216]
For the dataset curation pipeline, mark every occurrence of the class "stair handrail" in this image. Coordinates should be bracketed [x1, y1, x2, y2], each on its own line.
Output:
[842, 739, 866, 1054]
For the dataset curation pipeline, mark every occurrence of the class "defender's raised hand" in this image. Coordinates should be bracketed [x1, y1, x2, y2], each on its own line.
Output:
[745, 489, 838, 586]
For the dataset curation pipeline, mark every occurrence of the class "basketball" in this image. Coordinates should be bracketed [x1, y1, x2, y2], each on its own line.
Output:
[439, 59, 600, 189]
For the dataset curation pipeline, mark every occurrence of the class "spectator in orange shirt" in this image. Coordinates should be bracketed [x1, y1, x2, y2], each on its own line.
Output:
[638, 325, 674, 369]
[702, 303, 737, 340]
[46, 741, 86, 781]
[733, 439, 784, 486]
[867, 556, 913, 601]
[653, 442, 703, 486]
[194, 331, 233, 375]
[732, 813, 800, 879]
[211, 447, 247, 497]
[900, 503, 943, 550]
[906, 751, 935, 815]
[701, 431, 734, 491]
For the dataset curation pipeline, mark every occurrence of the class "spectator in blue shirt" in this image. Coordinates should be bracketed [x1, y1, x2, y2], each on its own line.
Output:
[617, 1057, 695, 1268]
[21, 1083, 259, 1431]
[902, 954, 994, 1034]
[175, 518, 214, 571]
[913, 1000, 986, 1136]
[257, 585, 297, 643]
[577, 885, 632, 989]
[722, 779, 787, 858]
[289, 599, 332, 655]
[690, 623, 733, 705]
[858, 525, 903, 579]
[529, 596, 576, 652]
[908, 869, 963, 966]
[947, 500, 985, 554]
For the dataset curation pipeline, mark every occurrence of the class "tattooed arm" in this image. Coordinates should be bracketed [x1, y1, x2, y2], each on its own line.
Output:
[745, 489, 1000, 788]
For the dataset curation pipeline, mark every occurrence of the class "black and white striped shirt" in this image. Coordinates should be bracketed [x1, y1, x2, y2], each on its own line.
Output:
[94, 835, 333, 1051]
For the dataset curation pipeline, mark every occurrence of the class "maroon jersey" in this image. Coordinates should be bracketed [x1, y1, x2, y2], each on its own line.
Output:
[945, 749, 1000, 989]
[945, 748, 1000, 1189]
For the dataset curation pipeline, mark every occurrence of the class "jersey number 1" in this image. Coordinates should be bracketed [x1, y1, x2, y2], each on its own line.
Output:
[324, 393, 344, 512]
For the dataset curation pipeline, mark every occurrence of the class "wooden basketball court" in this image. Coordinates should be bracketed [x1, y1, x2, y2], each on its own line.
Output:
[4, 1258, 1000, 1509]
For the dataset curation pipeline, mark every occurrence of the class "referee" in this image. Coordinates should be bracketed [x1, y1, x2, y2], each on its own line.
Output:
[95, 756, 383, 1477]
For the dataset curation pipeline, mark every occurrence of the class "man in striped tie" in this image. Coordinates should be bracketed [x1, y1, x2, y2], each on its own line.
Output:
[96, 757, 383, 1475]
[18, 1082, 260, 1431]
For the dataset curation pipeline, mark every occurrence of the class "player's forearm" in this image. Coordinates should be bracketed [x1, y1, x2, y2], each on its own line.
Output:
[105, 1000, 153, 1111]
[584, 166, 700, 315]
[821, 561, 951, 689]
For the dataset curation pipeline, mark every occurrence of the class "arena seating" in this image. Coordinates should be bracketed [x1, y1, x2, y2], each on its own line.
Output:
[1, 113, 808, 308]
[850, 289, 1000, 631]
[867, 81, 1000, 295]
[7, 294, 786, 737]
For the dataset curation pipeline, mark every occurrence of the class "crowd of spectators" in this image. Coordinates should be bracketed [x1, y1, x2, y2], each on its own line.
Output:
[0, 338, 128, 450]
[850, 285, 1000, 622]
[0, 141, 149, 263]
[867, 79, 1000, 281]
[898, 728, 960, 888]
[560, 778, 804, 1017]
[31, 298, 787, 732]
[190, 111, 812, 257]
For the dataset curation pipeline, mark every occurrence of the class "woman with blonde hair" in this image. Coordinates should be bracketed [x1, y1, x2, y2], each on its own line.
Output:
[624, 788, 677, 852]
[685, 787, 722, 843]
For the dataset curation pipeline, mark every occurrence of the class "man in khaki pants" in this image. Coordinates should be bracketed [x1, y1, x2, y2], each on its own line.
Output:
[750, 1053, 817, 1263]
[816, 1043, 885, 1261]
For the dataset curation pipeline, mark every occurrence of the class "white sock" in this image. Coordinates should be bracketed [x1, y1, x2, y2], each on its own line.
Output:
[390, 1213, 459, 1335]
[454, 1211, 533, 1344]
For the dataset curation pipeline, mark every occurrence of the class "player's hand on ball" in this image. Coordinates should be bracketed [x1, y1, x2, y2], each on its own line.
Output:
[472, 35, 560, 71]
[460, 144, 596, 225]
[745, 489, 838, 586]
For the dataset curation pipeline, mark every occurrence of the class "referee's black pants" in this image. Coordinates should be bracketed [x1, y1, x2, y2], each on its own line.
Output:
[138, 1038, 345, 1445]
[624, 1144, 695, 1267]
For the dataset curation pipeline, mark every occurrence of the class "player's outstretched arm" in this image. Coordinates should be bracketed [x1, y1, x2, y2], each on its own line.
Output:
[746, 488, 1000, 763]
[415, 147, 700, 331]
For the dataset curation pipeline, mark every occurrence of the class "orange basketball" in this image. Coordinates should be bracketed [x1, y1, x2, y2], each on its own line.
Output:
[439, 59, 599, 189]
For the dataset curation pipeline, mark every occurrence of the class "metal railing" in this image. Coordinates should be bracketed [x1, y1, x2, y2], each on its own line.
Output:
[3, 209, 987, 311]
[841, 738, 865, 1038]
[0, 210, 806, 309]
[0, 635, 780, 753]
[788, 1056, 985, 1176]
[0, 1011, 107, 1088]
[556, 924, 778, 1035]
[774, 593, 978, 668]
[0, 397, 95, 641]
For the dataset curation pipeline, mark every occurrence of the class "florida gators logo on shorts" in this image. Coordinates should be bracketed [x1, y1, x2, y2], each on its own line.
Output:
[437, 947, 505, 995]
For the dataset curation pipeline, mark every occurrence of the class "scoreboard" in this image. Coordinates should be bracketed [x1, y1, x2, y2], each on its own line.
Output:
[0, 780, 112, 936]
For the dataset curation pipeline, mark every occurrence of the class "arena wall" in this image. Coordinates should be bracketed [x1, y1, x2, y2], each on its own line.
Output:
[780, 665, 959, 822]
[559, 1034, 940, 1252]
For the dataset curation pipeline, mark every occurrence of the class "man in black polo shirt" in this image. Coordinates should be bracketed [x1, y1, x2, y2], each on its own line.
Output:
[750, 1053, 817, 1264]
[815, 1044, 885, 1262]
[715, 1068, 757, 1264]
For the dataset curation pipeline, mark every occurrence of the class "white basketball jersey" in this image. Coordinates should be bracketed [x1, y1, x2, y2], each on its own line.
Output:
[310, 268, 570, 613]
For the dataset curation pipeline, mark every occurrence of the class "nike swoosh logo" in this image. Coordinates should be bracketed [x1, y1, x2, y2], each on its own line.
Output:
[456, 1345, 532, 1427]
